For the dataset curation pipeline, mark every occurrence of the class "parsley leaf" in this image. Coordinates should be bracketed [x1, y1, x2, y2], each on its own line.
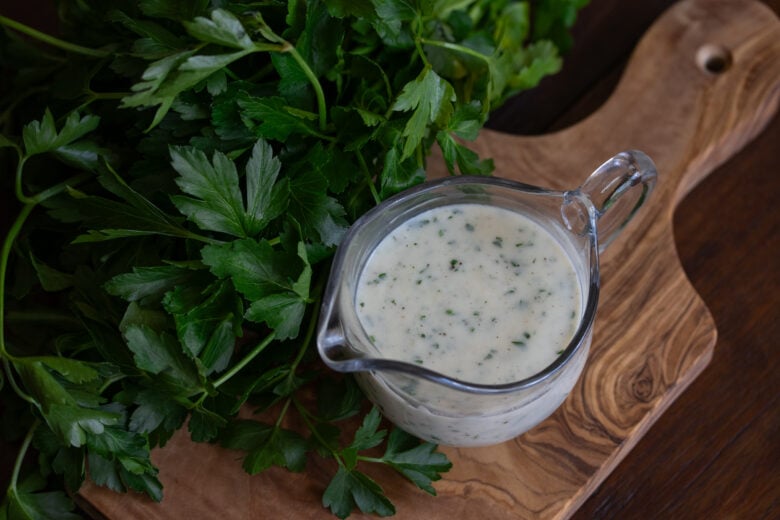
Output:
[13, 360, 120, 447]
[220, 419, 308, 474]
[162, 279, 242, 371]
[188, 403, 228, 443]
[105, 265, 196, 303]
[1, 1, 586, 517]
[169, 146, 248, 234]
[342, 407, 386, 470]
[244, 242, 311, 339]
[379, 146, 426, 199]
[47, 166, 194, 244]
[170, 139, 288, 238]
[4, 479, 82, 520]
[380, 428, 452, 495]
[200, 238, 298, 299]
[288, 170, 349, 246]
[182, 9, 255, 50]
[323, 467, 395, 519]
[392, 67, 455, 159]
[316, 376, 363, 422]
[238, 95, 322, 141]
[122, 325, 200, 393]
[22, 109, 99, 157]
[244, 139, 289, 234]
[436, 131, 493, 175]
[86, 426, 162, 500]
[201, 238, 311, 339]
[127, 388, 187, 439]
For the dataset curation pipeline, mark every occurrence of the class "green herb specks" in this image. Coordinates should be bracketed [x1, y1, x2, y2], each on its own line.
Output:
[483, 349, 498, 360]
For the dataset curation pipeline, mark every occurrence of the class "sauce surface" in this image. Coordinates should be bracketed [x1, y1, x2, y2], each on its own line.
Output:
[355, 203, 581, 385]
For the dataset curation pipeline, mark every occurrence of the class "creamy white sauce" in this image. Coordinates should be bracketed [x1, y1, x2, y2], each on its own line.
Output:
[355, 342, 588, 445]
[355, 203, 581, 385]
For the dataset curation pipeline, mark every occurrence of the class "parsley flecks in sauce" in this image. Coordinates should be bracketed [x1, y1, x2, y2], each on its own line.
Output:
[355, 204, 582, 384]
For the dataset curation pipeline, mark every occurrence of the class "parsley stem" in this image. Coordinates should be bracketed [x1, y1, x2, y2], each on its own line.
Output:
[13, 156, 29, 204]
[0, 15, 110, 58]
[412, 18, 431, 69]
[418, 38, 492, 67]
[415, 140, 424, 169]
[3, 358, 36, 405]
[103, 161, 220, 245]
[0, 200, 39, 405]
[79, 91, 133, 111]
[292, 397, 344, 466]
[8, 419, 41, 497]
[289, 329, 310, 376]
[14, 146, 92, 205]
[19, 171, 92, 206]
[355, 150, 381, 205]
[284, 44, 328, 132]
[356, 455, 384, 464]
[97, 372, 127, 395]
[248, 14, 327, 132]
[5, 311, 82, 327]
[287, 270, 327, 381]
[418, 38, 494, 113]
[212, 332, 276, 389]
[0, 203, 35, 361]
[275, 397, 292, 428]
[414, 40, 431, 69]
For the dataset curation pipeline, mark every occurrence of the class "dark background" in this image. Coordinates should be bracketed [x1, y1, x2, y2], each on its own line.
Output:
[1, 0, 778, 518]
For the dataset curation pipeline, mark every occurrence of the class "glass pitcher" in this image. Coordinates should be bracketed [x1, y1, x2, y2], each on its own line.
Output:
[316, 150, 657, 446]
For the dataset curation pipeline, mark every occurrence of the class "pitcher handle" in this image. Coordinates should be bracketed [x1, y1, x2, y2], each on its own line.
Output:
[564, 150, 658, 253]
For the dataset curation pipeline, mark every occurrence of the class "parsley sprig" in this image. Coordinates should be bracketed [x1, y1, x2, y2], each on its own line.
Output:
[0, 1, 585, 517]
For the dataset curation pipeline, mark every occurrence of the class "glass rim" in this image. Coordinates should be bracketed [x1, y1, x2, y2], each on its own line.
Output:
[316, 174, 601, 395]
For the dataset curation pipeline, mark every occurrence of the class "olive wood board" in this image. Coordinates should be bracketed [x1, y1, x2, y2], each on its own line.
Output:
[78, 0, 780, 518]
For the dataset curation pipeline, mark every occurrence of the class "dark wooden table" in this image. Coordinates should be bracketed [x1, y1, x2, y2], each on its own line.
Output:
[577, 94, 780, 520]
[2, 1, 778, 518]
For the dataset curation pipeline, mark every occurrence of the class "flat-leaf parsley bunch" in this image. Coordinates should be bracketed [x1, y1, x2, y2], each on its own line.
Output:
[0, 0, 585, 517]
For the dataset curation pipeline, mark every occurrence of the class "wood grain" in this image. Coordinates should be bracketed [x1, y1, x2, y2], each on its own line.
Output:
[575, 98, 780, 520]
[77, 0, 780, 518]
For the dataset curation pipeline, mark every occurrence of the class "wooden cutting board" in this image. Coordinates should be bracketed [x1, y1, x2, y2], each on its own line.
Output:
[78, 0, 780, 518]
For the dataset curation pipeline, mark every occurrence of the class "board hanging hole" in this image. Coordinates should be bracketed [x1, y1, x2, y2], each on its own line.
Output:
[696, 44, 732, 75]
